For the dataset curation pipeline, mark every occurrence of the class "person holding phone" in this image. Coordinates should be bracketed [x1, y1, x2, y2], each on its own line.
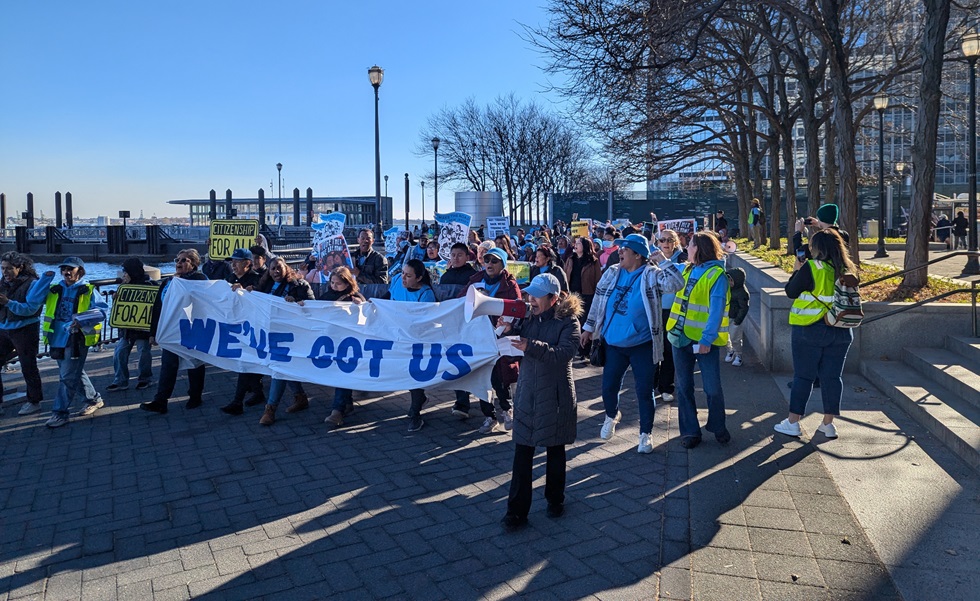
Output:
[793, 204, 850, 261]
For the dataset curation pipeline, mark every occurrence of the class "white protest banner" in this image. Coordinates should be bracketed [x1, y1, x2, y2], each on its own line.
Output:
[434, 211, 472, 261]
[485, 216, 510, 240]
[156, 279, 498, 399]
[657, 218, 698, 239]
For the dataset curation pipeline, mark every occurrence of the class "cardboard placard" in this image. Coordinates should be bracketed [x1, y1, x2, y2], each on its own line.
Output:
[571, 220, 592, 239]
[109, 284, 158, 331]
[485, 216, 510, 240]
[209, 220, 260, 260]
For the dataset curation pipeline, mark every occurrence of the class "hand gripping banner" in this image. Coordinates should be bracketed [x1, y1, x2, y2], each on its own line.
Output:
[156, 279, 498, 399]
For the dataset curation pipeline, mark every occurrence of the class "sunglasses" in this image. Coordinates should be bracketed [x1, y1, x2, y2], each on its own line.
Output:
[486, 257, 503, 264]
[658, 238, 674, 243]
[175, 257, 191, 264]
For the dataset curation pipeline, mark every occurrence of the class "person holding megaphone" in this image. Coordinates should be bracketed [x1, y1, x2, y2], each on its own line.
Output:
[497, 273, 582, 531]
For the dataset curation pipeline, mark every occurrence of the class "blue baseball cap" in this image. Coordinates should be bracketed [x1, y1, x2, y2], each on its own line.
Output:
[230, 248, 253, 261]
[525, 273, 560, 298]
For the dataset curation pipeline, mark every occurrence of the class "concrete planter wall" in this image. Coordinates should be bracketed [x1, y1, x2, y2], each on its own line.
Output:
[729, 251, 978, 373]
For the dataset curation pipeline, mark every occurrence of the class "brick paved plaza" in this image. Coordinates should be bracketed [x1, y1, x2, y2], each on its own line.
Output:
[1, 345, 976, 600]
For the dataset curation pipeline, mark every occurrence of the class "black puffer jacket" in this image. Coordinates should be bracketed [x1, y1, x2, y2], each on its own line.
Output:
[511, 293, 582, 447]
[726, 267, 750, 326]
[0, 275, 41, 328]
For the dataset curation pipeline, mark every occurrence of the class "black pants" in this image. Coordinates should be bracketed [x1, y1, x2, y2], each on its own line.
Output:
[409, 389, 427, 418]
[0, 323, 43, 403]
[654, 308, 675, 395]
[479, 368, 512, 418]
[154, 349, 206, 405]
[507, 444, 566, 518]
[232, 373, 263, 404]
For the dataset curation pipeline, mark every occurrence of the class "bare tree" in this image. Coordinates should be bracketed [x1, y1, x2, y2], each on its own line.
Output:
[419, 96, 599, 225]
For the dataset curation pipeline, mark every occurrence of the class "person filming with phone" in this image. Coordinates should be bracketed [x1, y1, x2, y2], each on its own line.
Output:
[793, 203, 850, 262]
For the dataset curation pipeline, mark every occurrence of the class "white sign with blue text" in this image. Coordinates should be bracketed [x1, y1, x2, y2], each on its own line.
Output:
[156, 279, 497, 399]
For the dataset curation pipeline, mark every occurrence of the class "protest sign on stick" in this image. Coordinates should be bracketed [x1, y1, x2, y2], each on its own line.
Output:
[435, 212, 472, 261]
[109, 285, 158, 331]
[485, 216, 510, 240]
[209, 220, 259, 260]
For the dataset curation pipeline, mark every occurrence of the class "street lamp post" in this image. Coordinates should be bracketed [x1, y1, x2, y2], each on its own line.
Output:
[895, 161, 906, 233]
[420, 181, 426, 225]
[384, 174, 389, 199]
[276, 162, 283, 223]
[369, 65, 384, 232]
[431, 137, 441, 214]
[963, 32, 980, 274]
[873, 92, 889, 258]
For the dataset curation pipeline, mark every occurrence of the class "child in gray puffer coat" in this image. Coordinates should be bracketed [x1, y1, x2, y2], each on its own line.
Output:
[725, 268, 750, 366]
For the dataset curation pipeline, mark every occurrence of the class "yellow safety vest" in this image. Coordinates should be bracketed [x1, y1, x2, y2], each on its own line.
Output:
[666, 265, 730, 346]
[789, 260, 836, 326]
[42, 284, 101, 346]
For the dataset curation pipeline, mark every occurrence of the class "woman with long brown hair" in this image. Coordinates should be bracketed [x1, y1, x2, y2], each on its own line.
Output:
[775, 228, 856, 440]
[564, 236, 601, 359]
[666, 232, 731, 449]
[323, 266, 367, 427]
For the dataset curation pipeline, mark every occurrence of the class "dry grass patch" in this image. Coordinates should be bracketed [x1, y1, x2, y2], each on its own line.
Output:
[735, 238, 973, 303]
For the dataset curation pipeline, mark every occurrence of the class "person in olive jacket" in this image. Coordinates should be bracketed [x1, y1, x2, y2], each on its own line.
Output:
[499, 273, 582, 531]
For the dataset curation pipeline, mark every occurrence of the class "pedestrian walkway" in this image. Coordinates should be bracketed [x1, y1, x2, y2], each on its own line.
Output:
[860, 247, 980, 284]
[0, 345, 976, 600]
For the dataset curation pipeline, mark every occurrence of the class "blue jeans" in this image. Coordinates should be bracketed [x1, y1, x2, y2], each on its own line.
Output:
[332, 388, 353, 412]
[51, 343, 90, 417]
[113, 337, 152, 385]
[790, 322, 853, 416]
[673, 343, 727, 439]
[268, 379, 306, 407]
[601, 341, 655, 434]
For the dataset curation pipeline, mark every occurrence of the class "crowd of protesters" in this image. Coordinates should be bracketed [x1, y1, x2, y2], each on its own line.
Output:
[0, 206, 861, 531]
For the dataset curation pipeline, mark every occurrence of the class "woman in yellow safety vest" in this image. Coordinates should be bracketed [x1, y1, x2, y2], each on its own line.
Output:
[666, 232, 731, 449]
[775, 229, 855, 440]
[40, 257, 107, 428]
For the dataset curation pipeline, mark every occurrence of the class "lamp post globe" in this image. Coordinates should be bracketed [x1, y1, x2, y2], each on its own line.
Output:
[962, 32, 980, 274]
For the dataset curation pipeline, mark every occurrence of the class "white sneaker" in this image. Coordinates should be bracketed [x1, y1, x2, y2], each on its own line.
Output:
[501, 409, 514, 431]
[77, 397, 105, 417]
[732, 355, 742, 367]
[774, 418, 802, 437]
[45, 414, 69, 428]
[725, 351, 735, 362]
[600, 411, 622, 440]
[816, 422, 839, 439]
[478, 416, 499, 434]
[637, 433, 653, 454]
[660, 392, 674, 403]
[18, 402, 41, 416]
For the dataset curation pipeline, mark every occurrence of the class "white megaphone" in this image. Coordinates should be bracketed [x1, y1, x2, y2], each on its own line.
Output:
[723, 240, 737, 254]
[465, 285, 530, 326]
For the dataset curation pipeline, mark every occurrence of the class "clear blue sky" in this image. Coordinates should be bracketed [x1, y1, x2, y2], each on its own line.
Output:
[0, 0, 569, 220]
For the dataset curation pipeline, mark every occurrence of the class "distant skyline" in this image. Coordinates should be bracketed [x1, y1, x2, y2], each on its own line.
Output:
[0, 1, 587, 221]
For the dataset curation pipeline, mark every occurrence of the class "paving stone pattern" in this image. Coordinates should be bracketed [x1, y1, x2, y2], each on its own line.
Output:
[0, 347, 901, 600]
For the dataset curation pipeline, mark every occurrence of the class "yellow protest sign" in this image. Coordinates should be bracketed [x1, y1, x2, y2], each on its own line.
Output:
[509, 261, 531, 285]
[109, 284, 159, 331]
[209, 220, 260, 260]
[571, 220, 591, 239]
